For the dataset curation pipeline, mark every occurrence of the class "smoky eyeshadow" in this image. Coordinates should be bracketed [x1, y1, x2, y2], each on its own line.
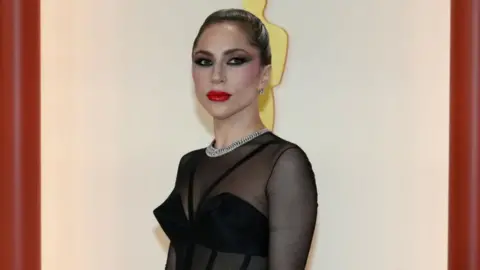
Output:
[227, 55, 252, 65]
[193, 58, 212, 66]
[192, 50, 255, 66]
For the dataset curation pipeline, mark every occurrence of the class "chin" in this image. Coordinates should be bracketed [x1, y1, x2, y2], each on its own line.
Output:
[201, 103, 236, 120]
[207, 108, 235, 120]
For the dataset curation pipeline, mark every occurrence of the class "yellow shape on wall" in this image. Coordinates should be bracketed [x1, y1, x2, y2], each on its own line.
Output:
[242, 0, 288, 131]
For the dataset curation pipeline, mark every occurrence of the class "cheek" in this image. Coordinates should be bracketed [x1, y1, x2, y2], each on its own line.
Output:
[192, 68, 209, 91]
[228, 65, 261, 90]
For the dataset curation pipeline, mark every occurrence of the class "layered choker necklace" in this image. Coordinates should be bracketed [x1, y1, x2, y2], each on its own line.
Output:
[205, 128, 270, 158]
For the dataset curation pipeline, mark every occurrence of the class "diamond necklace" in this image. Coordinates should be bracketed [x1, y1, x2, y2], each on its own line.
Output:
[205, 128, 270, 157]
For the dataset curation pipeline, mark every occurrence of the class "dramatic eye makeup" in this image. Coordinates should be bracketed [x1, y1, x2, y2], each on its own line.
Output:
[193, 58, 213, 66]
[226, 56, 251, 66]
[192, 48, 253, 67]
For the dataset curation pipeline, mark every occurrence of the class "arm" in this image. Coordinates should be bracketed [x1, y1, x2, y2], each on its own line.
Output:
[163, 152, 194, 269]
[163, 151, 197, 269]
[267, 146, 318, 269]
[165, 244, 176, 270]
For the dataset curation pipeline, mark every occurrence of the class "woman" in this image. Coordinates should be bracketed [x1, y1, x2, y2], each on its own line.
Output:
[153, 8, 317, 270]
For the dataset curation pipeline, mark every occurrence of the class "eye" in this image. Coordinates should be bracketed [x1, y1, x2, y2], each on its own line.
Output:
[227, 57, 249, 66]
[193, 58, 213, 67]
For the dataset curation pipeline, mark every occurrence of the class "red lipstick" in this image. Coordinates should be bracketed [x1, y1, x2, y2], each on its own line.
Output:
[206, 90, 231, 102]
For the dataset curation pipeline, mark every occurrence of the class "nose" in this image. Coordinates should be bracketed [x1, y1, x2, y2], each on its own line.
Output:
[211, 63, 225, 84]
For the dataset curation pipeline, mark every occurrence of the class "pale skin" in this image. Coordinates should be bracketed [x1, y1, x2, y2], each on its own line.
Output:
[192, 22, 271, 148]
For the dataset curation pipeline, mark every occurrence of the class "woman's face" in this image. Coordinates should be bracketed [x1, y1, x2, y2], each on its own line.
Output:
[192, 22, 270, 120]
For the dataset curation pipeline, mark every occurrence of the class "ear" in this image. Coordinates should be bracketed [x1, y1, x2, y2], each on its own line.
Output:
[258, 64, 271, 90]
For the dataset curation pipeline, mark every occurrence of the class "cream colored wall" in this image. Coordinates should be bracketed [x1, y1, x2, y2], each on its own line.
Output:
[41, 1, 450, 269]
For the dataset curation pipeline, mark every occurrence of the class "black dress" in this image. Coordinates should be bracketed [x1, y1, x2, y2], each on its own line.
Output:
[153, 132, 318, 270]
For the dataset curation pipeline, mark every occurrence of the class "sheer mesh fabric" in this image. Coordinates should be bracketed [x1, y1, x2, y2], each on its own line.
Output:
[154, 132, 317, 270]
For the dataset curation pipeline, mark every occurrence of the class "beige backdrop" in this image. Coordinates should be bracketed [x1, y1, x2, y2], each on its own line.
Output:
[41, 0, 450, 269]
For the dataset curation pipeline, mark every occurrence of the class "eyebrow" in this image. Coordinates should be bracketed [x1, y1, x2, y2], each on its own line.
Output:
[193, 48, 250, 57]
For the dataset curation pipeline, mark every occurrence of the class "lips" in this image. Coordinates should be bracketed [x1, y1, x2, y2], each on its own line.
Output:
[206, 90, 231, 102]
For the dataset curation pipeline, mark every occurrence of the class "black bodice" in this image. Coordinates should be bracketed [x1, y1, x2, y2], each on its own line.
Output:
[153, 133, 317, 270]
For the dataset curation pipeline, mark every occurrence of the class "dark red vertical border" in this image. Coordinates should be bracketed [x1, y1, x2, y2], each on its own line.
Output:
[0, 0, 41, 270]
[448, 0, 480, 269]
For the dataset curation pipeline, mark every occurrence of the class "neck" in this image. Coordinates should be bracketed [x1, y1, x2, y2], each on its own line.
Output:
[212, 106, 265, 148]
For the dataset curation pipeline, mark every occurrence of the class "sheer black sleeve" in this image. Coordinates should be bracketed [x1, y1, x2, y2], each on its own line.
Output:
[266, 146, 318, 269]
[165, 244, 175, 270]
[163, 152, 191, 270]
